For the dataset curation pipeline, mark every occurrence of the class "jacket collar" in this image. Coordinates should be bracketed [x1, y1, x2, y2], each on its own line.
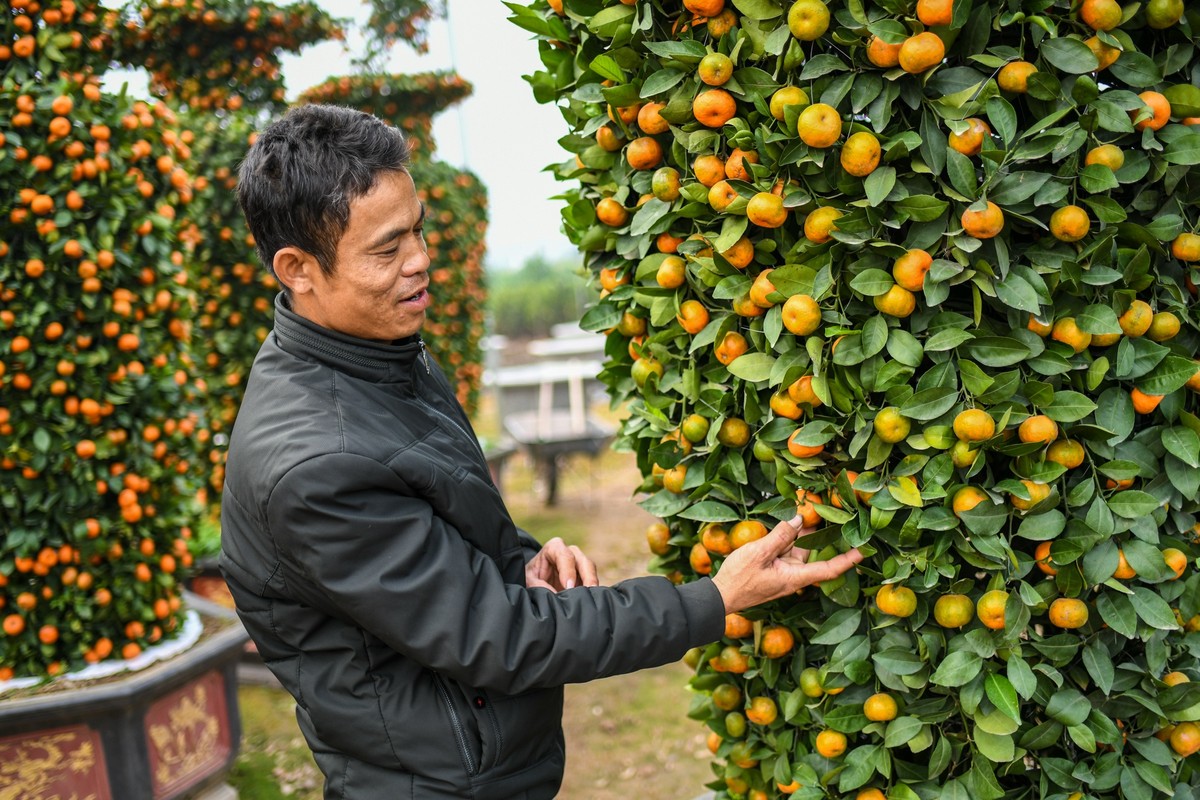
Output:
[272, 293, 426, 383]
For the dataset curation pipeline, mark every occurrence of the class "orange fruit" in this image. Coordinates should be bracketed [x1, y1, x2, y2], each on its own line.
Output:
[693, 88, 737, 128]
[730, 519, 768, 549]
[874, 284, 916, 317]
[724, 611, 752, 638]
[1162, 548, 1187, 580]
[626, 137, 663, 170]
[725, 148, 759, 181]
[1163, 671, 1190, 687]
[1146, 311, 1180, 342]
[684, 0, 724, 14]
[1035, 541, 1058, 576]
[715, 331, 748, 365]
[749, 269, 778, 308]
[1085, 35, 1121, 70]
[933, 593, 975, 627]
[646, 522, 671, 556]
[782, 294, 822, 335]
[863, 692, 898, 722]
[770, 390, 803, 420]
[698, 52, 734, 86]
[1019, 414, 1059, 444]
[875, 583, 917, 617]
[795, 489, 823, 526]
[998, 60, 1037, 93]
[840, 131, 881, 177]
[1085, 144, 1125, 171]
[595, 124, 624, 152]
[651, 167, 681, 202]
[951, 486, 988, 517]
[637, 102, 670, 135]
[787, 0, 830, 41]
[873, 407, 911, 443]
[676, 300, 710, 334]
[788, 431, 824, 459]
[1049, 205, 1091, 242]
[899, 32, 945, 74]
[1131, 91, 1171, 131]
[1051, 317, 1092, 353]
[1171, 232, 1200, 262]
[717, 417, 751, 447]
[916, 0, 952, 26]
[1113, 549, 1137, 580]
[857, 791, 886, 800]
[803, 205, 842, 243]
[797, 103, 841, 148]
[866, 36, 902, 70]
[1131, 387, 1164, 415]
[977, 589, 1009, 630]
[770, 86, 809, 121]
[1171, 722, 1200, 757]
[708, 179, 740, 212]
[747, 192, 787, 228]
[596, 197, 628, 227]
[788, 375, 823, 408]
[1048, 597, 1089, 629]
[1047, 439, 1086, 469]
[707, 8, 738, 35]
[721, 236, 755, 268]
[948, 117, 991, 156]
[656, 255, 687, 289]
[1081, 0, 1122, 30]
[892, 248, 932, 291]
[814, 729, 848, 758]
[961, 200, 1004, 239]
[1010, 480, 1050, 511]
[746, 696, 778, 725]
[689, 542, 713, 573]
[693, 154, 726, 187]
[760, 625, 795, 658]
[1118, 299, 1153, 337]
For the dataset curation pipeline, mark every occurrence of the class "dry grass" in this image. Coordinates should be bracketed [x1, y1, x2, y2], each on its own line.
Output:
[231, 395, 715, 799]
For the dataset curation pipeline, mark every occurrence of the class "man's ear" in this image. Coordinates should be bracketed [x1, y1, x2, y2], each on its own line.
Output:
[273, 247, 322, 295]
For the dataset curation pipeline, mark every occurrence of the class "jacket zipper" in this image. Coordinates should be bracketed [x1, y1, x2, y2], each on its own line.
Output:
[481, 692, 503, 768]
[414, 338, 489, 467]
[281, 327, 386, 369]
[433, 674, 477, 776]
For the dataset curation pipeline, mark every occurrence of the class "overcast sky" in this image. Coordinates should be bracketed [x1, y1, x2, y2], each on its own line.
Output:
[110, 0, 574, 270]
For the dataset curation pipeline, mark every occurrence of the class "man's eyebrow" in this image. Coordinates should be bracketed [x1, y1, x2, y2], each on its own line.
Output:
[367, 204, 426, 251]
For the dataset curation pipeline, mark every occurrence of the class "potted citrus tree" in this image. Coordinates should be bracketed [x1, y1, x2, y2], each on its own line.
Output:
[512, 0, 1200, 797]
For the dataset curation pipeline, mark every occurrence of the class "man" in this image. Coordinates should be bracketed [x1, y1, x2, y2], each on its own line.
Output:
[221, 104, 862, 799]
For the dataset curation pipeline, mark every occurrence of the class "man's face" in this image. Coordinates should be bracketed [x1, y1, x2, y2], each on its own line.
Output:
[295, 169, 431, 342]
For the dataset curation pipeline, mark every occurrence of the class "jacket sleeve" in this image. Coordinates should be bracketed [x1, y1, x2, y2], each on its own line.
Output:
[267, 451, 726, 695]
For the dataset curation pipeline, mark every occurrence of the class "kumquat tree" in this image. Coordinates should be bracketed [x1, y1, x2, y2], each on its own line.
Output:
[1, 0, 209, 679]
[511, 0, 1200, 797]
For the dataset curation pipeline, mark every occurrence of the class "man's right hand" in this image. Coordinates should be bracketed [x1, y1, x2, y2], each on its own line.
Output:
[710, 515, 863, 614]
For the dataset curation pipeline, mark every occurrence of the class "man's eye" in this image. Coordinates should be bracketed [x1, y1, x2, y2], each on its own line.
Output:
[379, 249, 398, 257]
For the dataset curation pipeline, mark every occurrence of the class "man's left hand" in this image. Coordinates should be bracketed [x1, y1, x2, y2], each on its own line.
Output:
[525, 537, 599, 592]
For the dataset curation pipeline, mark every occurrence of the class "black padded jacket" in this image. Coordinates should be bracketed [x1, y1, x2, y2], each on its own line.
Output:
[219, 296, 726, 799]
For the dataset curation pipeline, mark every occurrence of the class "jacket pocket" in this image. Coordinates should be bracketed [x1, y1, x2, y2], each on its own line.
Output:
[477, 686, 564, 778]
[432, 673, 483, 777]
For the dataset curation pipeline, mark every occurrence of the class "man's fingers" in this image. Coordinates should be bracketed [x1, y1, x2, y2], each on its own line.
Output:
[570, 546, 600, 587]
[802, 549, 863, 582]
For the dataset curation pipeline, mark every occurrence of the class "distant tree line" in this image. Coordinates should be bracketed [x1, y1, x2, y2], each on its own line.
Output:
[487, 255, 590, 338]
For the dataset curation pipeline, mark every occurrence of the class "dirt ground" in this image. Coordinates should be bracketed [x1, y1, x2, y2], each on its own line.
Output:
[498, 444, 716, 800]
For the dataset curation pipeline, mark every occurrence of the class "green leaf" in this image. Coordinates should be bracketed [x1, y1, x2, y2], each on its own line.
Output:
[1076, 304, 1121, 334]
[989, 171, 1051, 205]
[965, 337, 1031, 367]
[1162, 427, 1200, 468]
[638, 489, 693, 517]
[1040, 37, 1099, 74]
[894, 195, 949, 222]
[1130, 586, 1178, 631]
[1045, 688, 1090, 726]
[1096, 591, 1138, 639]
[679, 501, 741, 522]
[1139, 355, 1200, 395]
[799, 54, 849, 81]
[864, 166, 897, 207]
[931, 650, 983, 687]
[629, 198, 673, 236]
[900, 387, 959, 421]
[1163, 134, 1200, 166]
[1006, 654, 1037, 700]
[1016, 510, 1066, 541]
[731, 0, 784, 19]
[33, 428, 51, 453]
[973, 729, 1015, 763]
[1106, 50, 1164, 88]
[640, 68, 687, 98]
[873, 648, 925, 676]
[1079, 164, 1120, 194]
[959, 501, 1007, 537]
[946, 149, 977, 197]
[985, 674, 1020, 722]
[849, 269, 895, 297]
[589, 54, 626, 83]
[726, 352, 777, 383]
[1083, 641, 1115, 695]
[1108, 490, 1160, 519]
[985, 96, 1017, 145]
[1044, 391, 1097, 423]
[884, 717, 924, 748]
[811, 608, 863, 645]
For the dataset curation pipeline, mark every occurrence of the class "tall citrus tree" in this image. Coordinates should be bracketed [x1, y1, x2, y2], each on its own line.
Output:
[1, 0, 208, 678]
[512, 0, 1200, 797]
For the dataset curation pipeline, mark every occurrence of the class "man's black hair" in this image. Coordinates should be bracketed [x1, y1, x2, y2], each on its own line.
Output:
[237, 104, 411, 277]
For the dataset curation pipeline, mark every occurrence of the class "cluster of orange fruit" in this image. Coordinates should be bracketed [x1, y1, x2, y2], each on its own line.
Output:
[114, 0, 343, 111]
[1, 22, 212, 678]
[522, 0, 1200, 795]
[360, 0, 438, 59]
